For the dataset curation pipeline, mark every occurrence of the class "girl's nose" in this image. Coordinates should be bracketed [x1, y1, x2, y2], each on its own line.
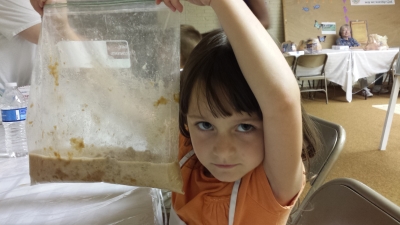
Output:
[212, 134, 235, 157]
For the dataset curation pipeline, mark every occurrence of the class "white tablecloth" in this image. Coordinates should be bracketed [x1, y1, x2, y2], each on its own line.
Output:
[0, 156, 164, 225]
[294, 48, 399, 102]
[352, 48, 399, 80]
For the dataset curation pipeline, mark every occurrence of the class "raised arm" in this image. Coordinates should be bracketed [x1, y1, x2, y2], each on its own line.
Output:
[159, 0, 304, 206]
[212, 0, 303, 206]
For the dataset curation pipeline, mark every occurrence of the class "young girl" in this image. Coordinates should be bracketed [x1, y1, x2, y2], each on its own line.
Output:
[157, 0, 320, 224]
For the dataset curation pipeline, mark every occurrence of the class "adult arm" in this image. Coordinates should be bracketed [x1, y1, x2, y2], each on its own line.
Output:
[18, 23, 41, 44]
[353, 38, 360, 47]
[31, 0, 82, 41]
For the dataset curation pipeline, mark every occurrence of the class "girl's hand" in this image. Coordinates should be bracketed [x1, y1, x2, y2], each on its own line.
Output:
[155, 0, 211, 12]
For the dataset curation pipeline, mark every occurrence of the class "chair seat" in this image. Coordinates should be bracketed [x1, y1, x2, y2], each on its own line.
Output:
[291, 178, 400, 225]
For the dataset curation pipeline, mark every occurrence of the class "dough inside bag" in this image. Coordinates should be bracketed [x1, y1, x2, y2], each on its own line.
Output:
[29, 145, 183, 193]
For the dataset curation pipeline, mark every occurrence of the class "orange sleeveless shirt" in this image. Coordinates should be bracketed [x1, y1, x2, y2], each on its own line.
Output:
[172, 134, 305, 225]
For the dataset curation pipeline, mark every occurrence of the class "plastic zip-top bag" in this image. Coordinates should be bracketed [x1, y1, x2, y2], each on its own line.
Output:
[27, 0, 183, 194]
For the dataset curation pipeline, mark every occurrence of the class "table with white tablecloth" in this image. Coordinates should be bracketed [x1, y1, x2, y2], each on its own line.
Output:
[0, 154, 164, 225]
[318, 49, 352, 101]
[297, 48, 399, 102]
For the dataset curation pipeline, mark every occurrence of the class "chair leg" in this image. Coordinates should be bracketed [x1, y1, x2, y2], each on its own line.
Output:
[324, 79, 328, 104]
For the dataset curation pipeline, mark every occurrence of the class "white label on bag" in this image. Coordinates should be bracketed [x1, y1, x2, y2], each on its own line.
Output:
[57, 40, 131, 68]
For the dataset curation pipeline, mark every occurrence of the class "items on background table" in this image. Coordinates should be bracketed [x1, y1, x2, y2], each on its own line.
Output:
[27, 0, 183, 194]
[297, 38, 322, 54]
[0, 83, 28, 158]
[332, 45, 350, 50]
[285, 51, 305, 56]
[281, 40, 297, 53]
[364, 34, 389, 51]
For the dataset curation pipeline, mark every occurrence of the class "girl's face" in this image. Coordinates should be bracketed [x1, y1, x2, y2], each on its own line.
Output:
[186, 89, 264, 182]
[341, 27, 351, 39]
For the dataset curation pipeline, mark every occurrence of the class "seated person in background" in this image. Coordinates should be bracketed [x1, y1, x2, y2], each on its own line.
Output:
[372, 74, 389, 93]
[336, 24, 360, 48]
[336, 24, 374, 97]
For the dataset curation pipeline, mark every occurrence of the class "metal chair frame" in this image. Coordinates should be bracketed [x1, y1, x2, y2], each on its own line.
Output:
[284, 55, 297, 72]
[294, 54, 329, 104]
[288, 115, 346, 224]
[378, 52, 399, 94]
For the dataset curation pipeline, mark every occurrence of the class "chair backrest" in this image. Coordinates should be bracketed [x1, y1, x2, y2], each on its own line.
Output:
[306, 115, 346, 187]
[288, 115, 346, 224]
[292, 178, 400, 225]
[294, 54, 328, 77]
[284, 55, 296, 71]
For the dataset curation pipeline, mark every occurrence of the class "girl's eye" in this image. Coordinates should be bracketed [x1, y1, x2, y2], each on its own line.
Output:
[237, 124, 254, 132]
[197, 122, 213, 131]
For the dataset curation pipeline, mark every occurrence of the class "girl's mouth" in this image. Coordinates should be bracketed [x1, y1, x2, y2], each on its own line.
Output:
[213, 164, 237, 169]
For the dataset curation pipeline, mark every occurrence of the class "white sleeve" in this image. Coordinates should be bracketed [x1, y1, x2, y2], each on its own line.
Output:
[0, 0, 41, 40]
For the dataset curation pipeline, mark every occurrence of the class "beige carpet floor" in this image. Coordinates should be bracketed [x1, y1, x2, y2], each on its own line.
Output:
[301, 86, 400, 206]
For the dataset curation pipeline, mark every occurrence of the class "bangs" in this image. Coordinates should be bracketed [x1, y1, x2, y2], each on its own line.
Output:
[193, 70, 261, 119]
[179, 29, 262, 138]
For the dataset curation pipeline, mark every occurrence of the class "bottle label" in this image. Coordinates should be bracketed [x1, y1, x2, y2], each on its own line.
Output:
[1, 107, 27, 122]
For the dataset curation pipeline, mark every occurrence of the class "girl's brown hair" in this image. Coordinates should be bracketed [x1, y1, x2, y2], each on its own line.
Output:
[179, 29, 320, 161]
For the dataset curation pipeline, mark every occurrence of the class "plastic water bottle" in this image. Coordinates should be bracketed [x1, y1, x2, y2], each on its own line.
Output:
[0, 83, 28, 157]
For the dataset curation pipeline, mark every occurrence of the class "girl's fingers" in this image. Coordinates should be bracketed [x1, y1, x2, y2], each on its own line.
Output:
[162, 0, 177, 12]
[170, 0, 183, 12]
[156, 0, 184, 12]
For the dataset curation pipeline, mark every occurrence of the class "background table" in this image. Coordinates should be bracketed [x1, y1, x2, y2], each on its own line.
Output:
[0, 155, 163, 224]
[319, 49, 352, 101]
[310, 48, 399, 102]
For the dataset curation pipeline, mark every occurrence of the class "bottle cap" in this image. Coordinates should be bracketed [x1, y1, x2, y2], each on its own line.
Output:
[6, 83, 17, 87]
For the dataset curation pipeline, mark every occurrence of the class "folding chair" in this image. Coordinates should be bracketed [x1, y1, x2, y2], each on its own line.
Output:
[291, 178, 400, 225]
[294, 54, 329, 104]
[284, 55, 296, 72]
[378, 52, 399, 94]
[288, 115, 346, 224]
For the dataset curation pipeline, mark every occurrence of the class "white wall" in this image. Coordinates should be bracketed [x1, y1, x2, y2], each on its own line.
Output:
[179, 0, 284, 43]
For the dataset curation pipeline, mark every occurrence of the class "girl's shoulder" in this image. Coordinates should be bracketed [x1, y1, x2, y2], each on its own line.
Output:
[240, 164, 304, 210]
